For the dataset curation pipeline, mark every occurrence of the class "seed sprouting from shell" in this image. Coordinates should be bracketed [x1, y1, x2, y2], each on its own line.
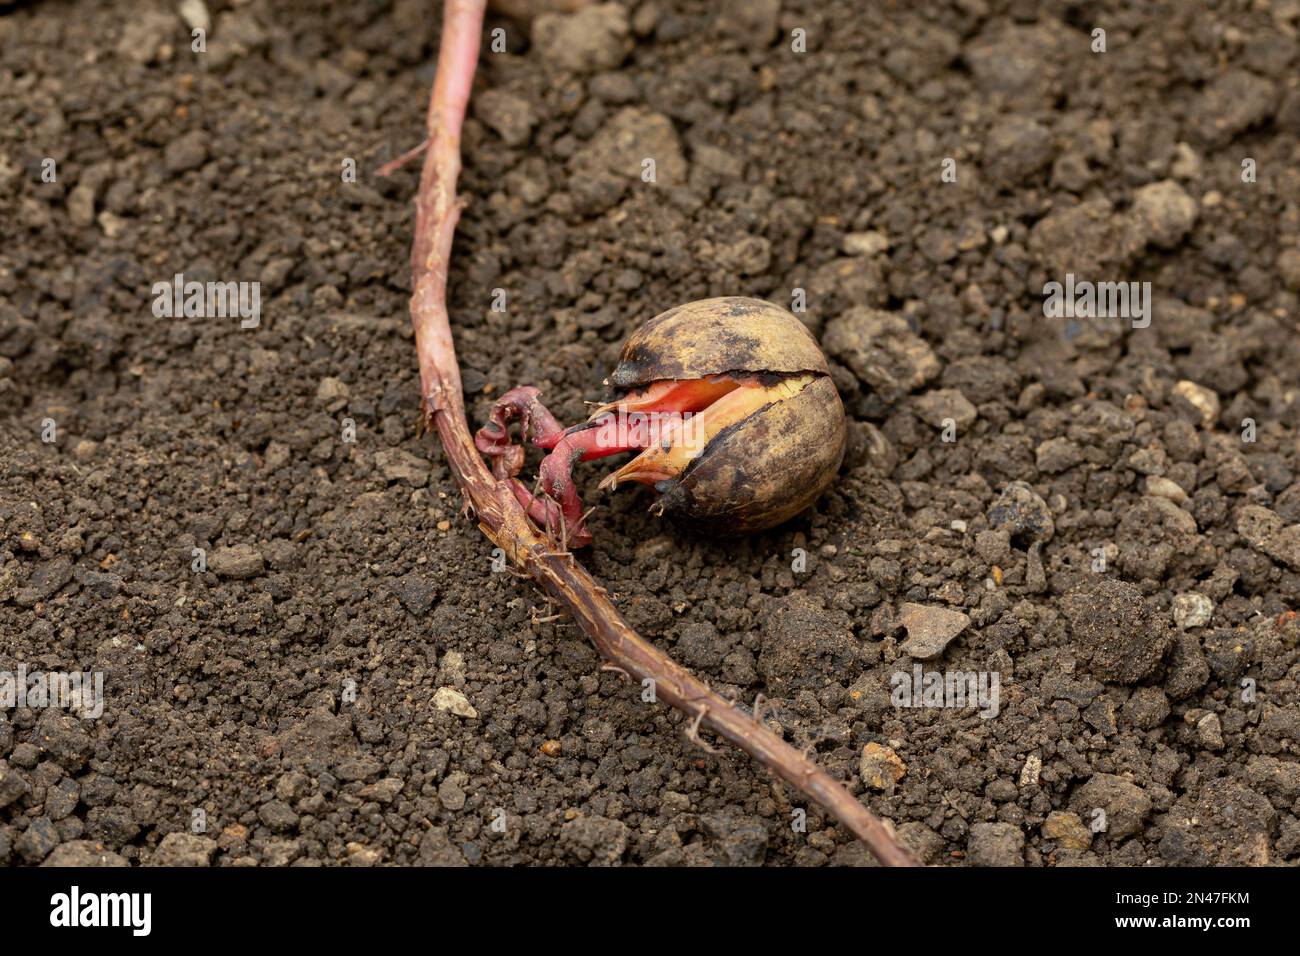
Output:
[475, 297, 847, 545]
[596, 297, 846, 535]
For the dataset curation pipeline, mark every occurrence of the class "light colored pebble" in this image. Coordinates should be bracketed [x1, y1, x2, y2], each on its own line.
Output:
[433, 687, 477, 719]
[1173, 380, 1220, 427]
[1172, 592, 1214, 629]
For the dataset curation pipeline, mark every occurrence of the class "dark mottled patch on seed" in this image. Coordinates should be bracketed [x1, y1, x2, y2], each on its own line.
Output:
[721, 297, 764, 316]
[712, 328, 764, 361]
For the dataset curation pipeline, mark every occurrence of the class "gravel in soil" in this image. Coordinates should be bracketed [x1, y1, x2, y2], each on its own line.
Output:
[1, 0, 1299, 867]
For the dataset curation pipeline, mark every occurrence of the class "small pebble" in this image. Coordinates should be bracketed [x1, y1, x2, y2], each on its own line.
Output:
[433, 687, 478, 719]
[207, 544, 264, 579]
[1042, 812, 1092, 850]
[1131, 179, 1198, 249]
[1145, 475, 1189, 505]
[987, 480, 1055, 544]
[859, 742, 906, 790]
[315, 377, 349, 412]
[967, 822, 1024, 867]
[1172, 592, 1213, 630]
[1172, 380, 1220, 427]
[178, 0, 211, 32]
[1019, 754, 1042, 787]
[1192, 711, 1225, 750]
[897, 603, 971, 659]
[842, 231, 890, 257]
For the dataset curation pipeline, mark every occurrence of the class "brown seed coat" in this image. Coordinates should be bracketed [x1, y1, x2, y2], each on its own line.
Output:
[608, 297, 831, 389]
[606, 298, 847, 534]
[657, 375, 846, 533]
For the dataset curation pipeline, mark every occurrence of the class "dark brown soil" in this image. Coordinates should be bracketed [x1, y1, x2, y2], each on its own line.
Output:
[2, 0, 1299, 867]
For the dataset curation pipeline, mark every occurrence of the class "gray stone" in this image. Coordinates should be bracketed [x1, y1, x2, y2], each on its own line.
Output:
[1194, 711, 1224, 750]
[0, 761, 31, 809]
[473, 89, 538, 147]
[1172, 380, 1220, 426]
[1071, 773, 1152, 840]
[966, 822, 1024, 866]
[987, 480, 1055, 545]
[315, 377, 349, 412]
[1172, 592, 1213, 630]
[822, 308, 940, 402]
[913, 388, 977, 430]
[534, 4, 630, 74]
[1130, 179, 1198, 249]
[433, 687, 478, 719]
[1063, 578, 1174, 684]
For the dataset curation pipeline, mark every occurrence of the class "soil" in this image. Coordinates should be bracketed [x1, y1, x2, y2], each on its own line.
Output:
[2, 0, 1299, 867]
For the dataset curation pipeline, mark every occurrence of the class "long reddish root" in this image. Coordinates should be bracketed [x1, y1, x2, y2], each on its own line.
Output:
[413, 0, 917, 867]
